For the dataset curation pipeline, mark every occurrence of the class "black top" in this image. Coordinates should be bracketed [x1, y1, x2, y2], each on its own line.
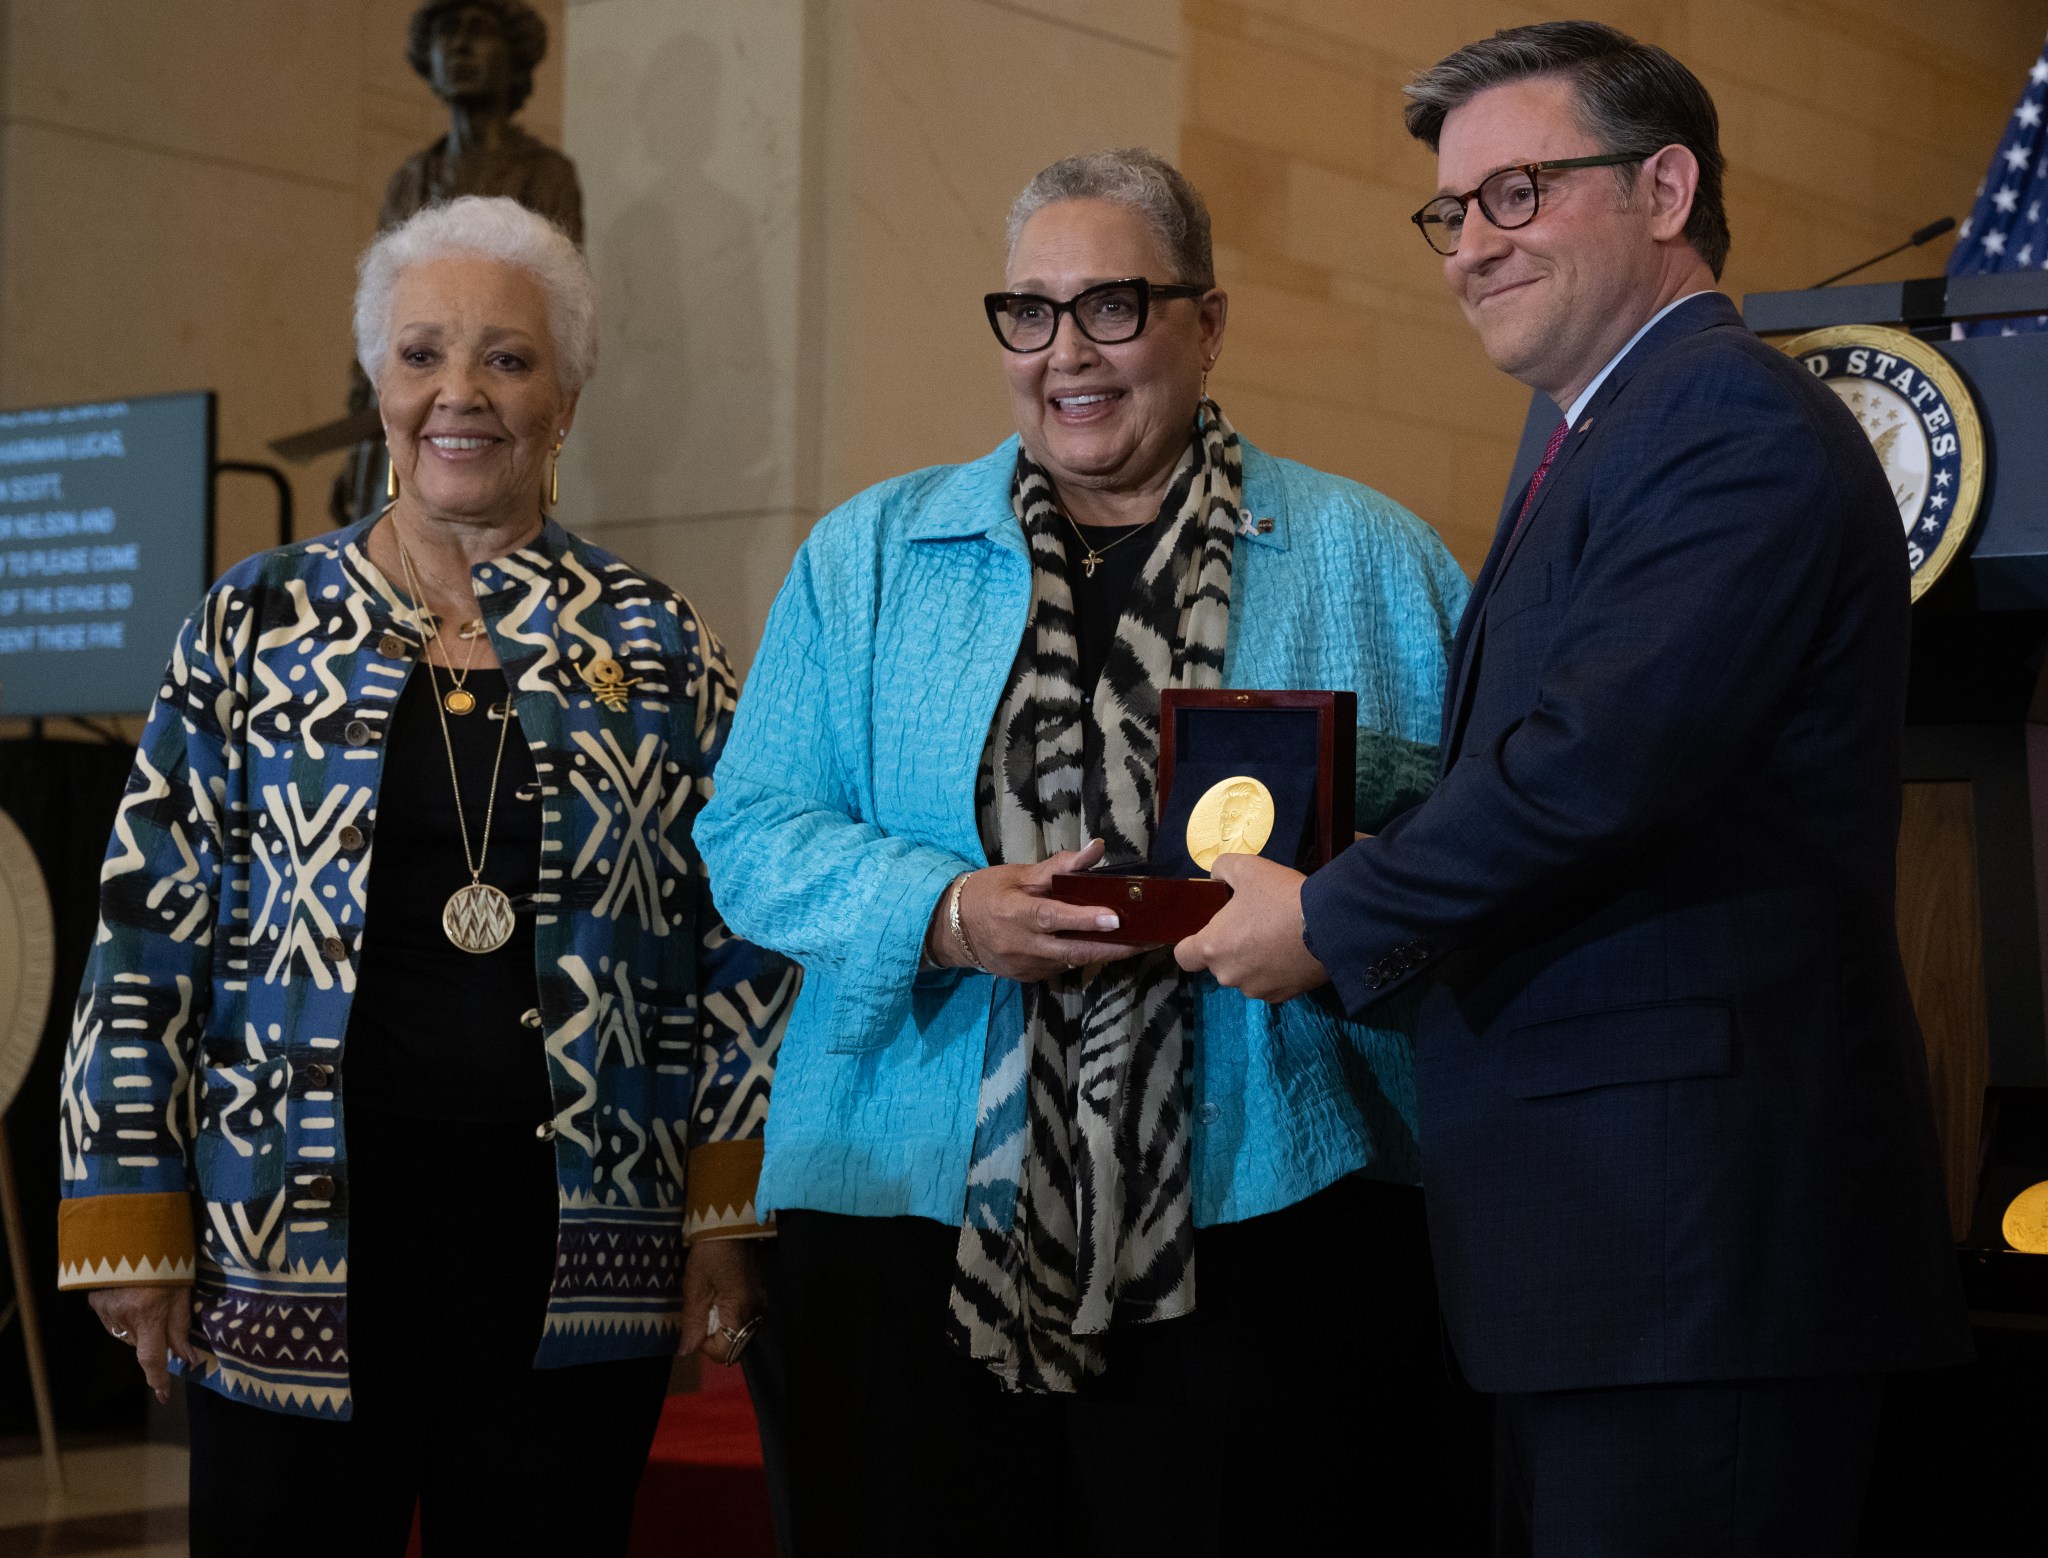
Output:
[1060, 519, 1157, 695]
[344, 667, 553, 1122]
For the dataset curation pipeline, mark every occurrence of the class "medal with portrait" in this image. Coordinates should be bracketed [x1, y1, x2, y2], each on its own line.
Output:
[1185, 776, 1277, 872]
[1050, 690, 1357, 943]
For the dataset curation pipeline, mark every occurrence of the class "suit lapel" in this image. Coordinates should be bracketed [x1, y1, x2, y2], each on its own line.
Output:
[1437, 474, 1527, 773]
[1439, 293, 1741, 766]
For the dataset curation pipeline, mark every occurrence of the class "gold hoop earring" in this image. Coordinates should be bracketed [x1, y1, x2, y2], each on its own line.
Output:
[386, 460, 397, 500]
[549, 441, 562, 507]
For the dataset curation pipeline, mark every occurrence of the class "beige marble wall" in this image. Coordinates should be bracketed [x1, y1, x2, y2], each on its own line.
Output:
[555, 0, 812, 673]
[0, 0, 566, 580]
[813, 0, 1182, 508]
[561, 0, 1181, 669]
[5, 0, 2032, 677]
[1183, 0, 2047, 573]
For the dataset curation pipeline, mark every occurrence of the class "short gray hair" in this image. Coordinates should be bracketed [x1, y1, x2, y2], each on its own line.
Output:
[1006, 148, 1215, 289]
[354, 195, 598, 392]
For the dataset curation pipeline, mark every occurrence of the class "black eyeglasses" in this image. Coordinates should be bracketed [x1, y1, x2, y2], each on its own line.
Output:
[1410, 153, 1649, 255]
[984, 277, 1207, 353]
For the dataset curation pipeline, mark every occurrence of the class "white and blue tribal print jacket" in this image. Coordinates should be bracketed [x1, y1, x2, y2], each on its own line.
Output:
[56, 516, 793, 1419]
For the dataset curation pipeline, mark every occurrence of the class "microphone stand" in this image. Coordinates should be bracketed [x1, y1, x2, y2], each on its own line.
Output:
[1813, 217, 1957, 288]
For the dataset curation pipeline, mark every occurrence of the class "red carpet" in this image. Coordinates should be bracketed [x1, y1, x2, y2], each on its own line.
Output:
[628, 1361, 778, 1557]
[404, 1360, 775, 1556]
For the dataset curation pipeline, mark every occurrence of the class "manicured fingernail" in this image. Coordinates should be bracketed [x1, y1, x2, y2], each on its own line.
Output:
[1096, 914, 1119, 931]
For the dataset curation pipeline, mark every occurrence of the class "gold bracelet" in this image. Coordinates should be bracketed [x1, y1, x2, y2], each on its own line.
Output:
[947, 873, 985, 971]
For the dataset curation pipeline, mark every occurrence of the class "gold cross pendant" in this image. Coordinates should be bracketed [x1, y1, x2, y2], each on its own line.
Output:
[1081, 551, 1102, 578]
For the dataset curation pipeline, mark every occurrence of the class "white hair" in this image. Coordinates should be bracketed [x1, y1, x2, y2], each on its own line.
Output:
[353, 195, 598, 393]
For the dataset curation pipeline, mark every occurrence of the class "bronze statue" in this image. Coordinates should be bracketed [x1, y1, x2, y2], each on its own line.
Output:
[382, 0, 582, 242]
[306, 0, 584, 523]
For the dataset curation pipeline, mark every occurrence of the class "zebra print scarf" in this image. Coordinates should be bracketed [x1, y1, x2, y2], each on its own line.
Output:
[947, 401, 1242, 1392]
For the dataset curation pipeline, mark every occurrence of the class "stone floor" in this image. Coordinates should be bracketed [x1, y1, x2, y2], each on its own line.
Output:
[0, 1355, 774, 1557]
[0, 1432, 189, 1556]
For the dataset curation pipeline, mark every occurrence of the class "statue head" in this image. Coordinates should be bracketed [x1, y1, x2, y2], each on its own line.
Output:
[407, 0, 548, 114]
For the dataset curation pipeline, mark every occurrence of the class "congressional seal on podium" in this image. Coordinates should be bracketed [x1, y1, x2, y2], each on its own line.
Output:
[1782, 325, 1985, 601]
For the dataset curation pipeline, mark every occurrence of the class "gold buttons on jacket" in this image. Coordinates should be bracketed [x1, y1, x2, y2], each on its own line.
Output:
[345, 720, 371, 746]
[338, 825, 364, 851]
[520, 1008, 542, 1030]
[535, 1120, 558, 1141]
[378, 633, 409, 658]
[300, 1062, 334, 1089]
[321, 936, 346, 961]
[306, 1175, 336, 1199]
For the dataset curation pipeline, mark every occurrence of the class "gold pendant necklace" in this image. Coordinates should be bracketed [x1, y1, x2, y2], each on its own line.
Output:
[438, 612, 483, 714]
[440, 620, 489, 713]
[1063, 512, 1156, 578]
[392, 518, 518, 953]
[391, 522, 489, 713]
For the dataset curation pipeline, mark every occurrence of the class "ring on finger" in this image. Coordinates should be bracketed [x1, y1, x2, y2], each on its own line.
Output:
[109, 1326, 131, 1342]
[718, 1315, 763, 1365]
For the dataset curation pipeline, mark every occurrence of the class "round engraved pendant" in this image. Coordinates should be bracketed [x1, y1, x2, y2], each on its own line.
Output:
[443, 882, 515, 954]
[444, 687, 477, 715]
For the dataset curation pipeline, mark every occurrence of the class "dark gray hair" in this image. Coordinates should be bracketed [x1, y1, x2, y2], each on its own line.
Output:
[355, 196, 597, 392]
[1404, 21, 1730, 278]
[1006, 148, 1215, 289]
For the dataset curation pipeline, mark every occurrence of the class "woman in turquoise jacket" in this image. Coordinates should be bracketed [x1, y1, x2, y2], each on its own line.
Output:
[697, 149, 1471, 1557]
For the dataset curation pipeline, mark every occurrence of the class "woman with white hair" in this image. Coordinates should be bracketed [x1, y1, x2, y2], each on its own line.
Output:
[56, 195, 793, 1555]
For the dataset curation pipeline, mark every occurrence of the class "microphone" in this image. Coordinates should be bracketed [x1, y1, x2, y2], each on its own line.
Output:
[1812, 217, 1956, 288]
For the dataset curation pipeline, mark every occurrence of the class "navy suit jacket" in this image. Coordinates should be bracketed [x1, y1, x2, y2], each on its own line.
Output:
[1301, 293, 1971, 1393]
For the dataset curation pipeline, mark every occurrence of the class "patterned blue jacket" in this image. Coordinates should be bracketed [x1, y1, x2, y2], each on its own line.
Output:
[57, 516, 793, 1419]
[697, 436, 1469, 1230]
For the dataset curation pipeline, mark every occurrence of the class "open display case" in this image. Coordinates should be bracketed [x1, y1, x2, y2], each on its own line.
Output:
[1048, 689, 1356, 945]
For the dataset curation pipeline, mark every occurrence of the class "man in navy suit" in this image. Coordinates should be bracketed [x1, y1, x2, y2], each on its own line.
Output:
[1178, 21, 1970, 1554]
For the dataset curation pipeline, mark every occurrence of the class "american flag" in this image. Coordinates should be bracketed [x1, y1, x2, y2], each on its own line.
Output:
[1948, 34, 2048, 336]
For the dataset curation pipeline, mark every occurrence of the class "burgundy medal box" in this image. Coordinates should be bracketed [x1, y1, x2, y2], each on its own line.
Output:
[1049, 689, 1357, 945]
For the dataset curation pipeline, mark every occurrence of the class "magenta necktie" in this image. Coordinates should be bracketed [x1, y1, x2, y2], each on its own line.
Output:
[1509, 418, 1569, 547]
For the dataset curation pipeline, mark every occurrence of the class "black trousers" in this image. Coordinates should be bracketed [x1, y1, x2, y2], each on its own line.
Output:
[1494, 1374, 1885, 1558]
[777, 1175, 1487, 1558]
[186, 1111, 671, 1557]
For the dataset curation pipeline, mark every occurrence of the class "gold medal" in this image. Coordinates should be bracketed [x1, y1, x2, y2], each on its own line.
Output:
[2003, 1180, 2048, 1254]
[1185, 775, 1276, 872]
[444, 688, 476, 715]
[442, 882, 516, 954]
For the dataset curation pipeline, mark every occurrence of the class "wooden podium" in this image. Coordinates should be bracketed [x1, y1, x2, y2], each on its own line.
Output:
[1751, 272, 2048, 1246]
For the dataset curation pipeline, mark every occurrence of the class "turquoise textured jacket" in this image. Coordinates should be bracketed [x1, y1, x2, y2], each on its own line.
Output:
[696, 436, 1469, 1228]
